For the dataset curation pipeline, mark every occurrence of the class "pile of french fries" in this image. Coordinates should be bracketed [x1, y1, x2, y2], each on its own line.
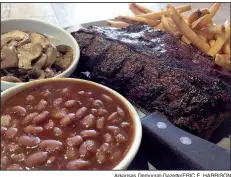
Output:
[106, 3, 230, 71]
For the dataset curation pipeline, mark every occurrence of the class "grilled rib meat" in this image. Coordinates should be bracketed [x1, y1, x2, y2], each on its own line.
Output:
[71, 24, 231, 139]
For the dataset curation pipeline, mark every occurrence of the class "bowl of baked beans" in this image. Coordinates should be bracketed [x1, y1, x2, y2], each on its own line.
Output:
[1, 78, 142, 170]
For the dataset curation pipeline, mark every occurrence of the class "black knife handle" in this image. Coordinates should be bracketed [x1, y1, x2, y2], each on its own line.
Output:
[141, 112, 230, 170]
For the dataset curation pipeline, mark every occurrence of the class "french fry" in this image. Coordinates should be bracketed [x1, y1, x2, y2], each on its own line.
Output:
[222, 42, 230, 55]
[215, 54, 230, 70]
[133, 3, 153, 13]
[129, 3, 144, 15]
[192, 3, 222, 30]
[194, 30, 215, 40]
[167, 4, 210, 53]
[137, 5, 191, 20]
[181, 36, 191, 44]
[115, 15, 160, 27]
[208, 21, 230, 56]
[201, 24, 225, 34]
[209, 40, 216, 47]
[106, 21, 129, 28]
[161, 15, 182, 37]
[187, 8, 210, 24]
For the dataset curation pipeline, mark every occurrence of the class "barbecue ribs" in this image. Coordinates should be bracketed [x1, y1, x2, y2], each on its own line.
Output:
[71, 24, 231, 139]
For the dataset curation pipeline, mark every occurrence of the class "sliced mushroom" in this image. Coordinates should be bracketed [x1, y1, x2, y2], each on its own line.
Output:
[1, 76, 22, 82]
[7, 41, 18, 49]
[1, 37, 12, 49]
[55, 45, 73, 70]
[18, 34, 31, 47]
[18, 43, 43, 69]
[2, 30, 27, 41]
[30, 32, 49, 49]
[1, 46, 18, 69]
[45, 45, 57, 67]
[33, 54, 47, 69]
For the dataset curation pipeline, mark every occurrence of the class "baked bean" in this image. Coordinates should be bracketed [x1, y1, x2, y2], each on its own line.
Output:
[26, 95, 35, 104]
[1, 156, 9, 166]
[76, 107, 88, 120]
[86, 92, 93, 97]
[12, 106, 26, 116]
[11, 153, 25, 162]
[22, 112, 39, 125]
[101, 94, 113, 103]
[92, 100, 104, 108]
[99, 143, 111, 153]
[5, 127, 18, 139]
[67, 135, 83, 147]
[36, 99, 48, 111]
[53, 98, 63, 107]
[41, 89, 51, 97]
[53, 127, 63, 136]
[47, 156, 56, 164]
[110, 150, 122, 161]
[120, 122, 130, 128]
[66, 159, 89, 170]
[52, 108, 67, 119]
[96, 151, 107, 164]
[115, 132, 128, 143]
[39, 140, 63, 152]
[108, 112, 119, 121]
[65, 146, 79, 160]
[60, 117, 71, 126]
[7, 164, 23, 170]
[81, 114, 96, 128]
[80, 130, 98, 138]
[98, 108, 108, 116]
[90, 108, 98, 115]
[1, 126, 7, 134]
[65, 100, 77, 107]
[60, 113, 76, 126]
[24, 125, 43, 134]
[96, 117, 105, 129]
[45, 120, 54, 130]
[26, 151, 48, 167]
[107, 126, 120, 135]
[85, 140, 100, 152]
[62, 88, 69, 94]
[79, 142, 90, 158]
[1, 115, 11, 127]
[32, 111, 49, 124]
[6, 143, 20, 153]
[104, 133, 113, 143]
[78, 91, 85, 96]
[18, 135, 40, 147]
[117, 107, 125, 117]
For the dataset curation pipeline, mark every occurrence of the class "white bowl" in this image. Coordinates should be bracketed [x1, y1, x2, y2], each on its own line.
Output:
[1, 78, 142, 170]
[1, 18, 80, 91]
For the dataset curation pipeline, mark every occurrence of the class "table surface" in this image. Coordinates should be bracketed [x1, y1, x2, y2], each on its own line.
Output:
[1, 3, 230, 29]
[1, 2, 230, 170]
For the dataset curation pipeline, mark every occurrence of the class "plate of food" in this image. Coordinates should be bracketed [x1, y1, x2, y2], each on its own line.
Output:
[1, 3, 230, 170]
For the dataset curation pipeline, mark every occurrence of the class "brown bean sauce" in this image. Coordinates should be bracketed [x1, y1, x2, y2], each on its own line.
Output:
[1, 81, 134, 170]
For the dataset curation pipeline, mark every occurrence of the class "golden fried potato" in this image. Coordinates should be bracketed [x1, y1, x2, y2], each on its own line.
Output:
[167, 4, 210, 53]
[208, 21, 230, 56]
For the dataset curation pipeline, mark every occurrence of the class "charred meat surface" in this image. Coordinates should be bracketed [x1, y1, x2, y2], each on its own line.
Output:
[71, 24, 231, 139]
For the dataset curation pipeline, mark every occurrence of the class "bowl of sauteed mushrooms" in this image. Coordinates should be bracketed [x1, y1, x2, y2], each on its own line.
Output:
[1, 19, 80, 91]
